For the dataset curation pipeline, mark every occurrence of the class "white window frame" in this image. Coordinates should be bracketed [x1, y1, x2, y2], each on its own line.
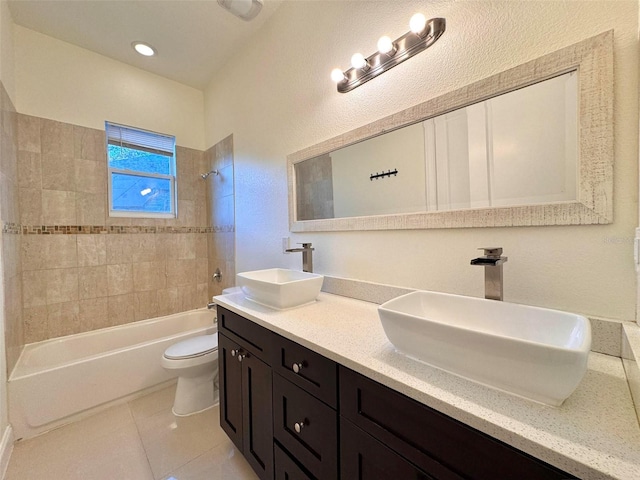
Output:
[106, 122, 177, 219]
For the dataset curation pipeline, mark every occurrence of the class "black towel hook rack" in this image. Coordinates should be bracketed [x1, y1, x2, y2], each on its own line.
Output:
[370, 169, 398, 181]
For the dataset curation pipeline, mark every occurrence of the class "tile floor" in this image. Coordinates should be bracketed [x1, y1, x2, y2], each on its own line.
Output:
[4, 384, 259, 480]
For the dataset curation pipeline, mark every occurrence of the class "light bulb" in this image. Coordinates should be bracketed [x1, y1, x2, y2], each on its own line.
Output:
[351, 53, 368, 70]
[132, 42, 156, 57]
[377, 36, 396, 55]
[331, 68, 346, 83]
[409, 13, 427, 35]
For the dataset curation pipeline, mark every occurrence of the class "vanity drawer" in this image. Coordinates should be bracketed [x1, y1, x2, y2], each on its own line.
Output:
[218, 307, 274, 362]
[274, 443, 315, 480]
[272, 333, 337, 408]
[341, 417, 439, 480]
[339, 367, 573, 480]
[273, 373, 338, 480]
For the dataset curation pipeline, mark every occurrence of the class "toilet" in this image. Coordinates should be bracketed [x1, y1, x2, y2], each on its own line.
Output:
[161, 333, 219, 416]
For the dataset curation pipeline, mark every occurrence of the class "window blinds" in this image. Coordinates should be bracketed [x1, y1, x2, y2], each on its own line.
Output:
[105, 122, 175, 157]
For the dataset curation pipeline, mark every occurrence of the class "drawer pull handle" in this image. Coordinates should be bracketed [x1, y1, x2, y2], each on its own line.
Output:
[294, 420, 307, 433]
[292, 362, 304, 374]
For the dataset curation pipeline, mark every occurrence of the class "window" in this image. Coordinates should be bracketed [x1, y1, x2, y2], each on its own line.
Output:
[106, 122, 177, 218]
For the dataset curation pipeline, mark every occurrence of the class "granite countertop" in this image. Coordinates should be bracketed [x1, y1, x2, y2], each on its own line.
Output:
[214, 292, 640, 480]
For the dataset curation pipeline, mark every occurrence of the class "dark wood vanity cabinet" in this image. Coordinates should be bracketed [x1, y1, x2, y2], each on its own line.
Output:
[271, 334, 338, 408]
[339, 367, 574, 480]
[218, 308, 275, 480]
[218, 307, 575, 480]
[271, 331, 339, 480]
[273, 373, 338, 479]
[341, 417, 438, 480]
[274, 443, 314, 480]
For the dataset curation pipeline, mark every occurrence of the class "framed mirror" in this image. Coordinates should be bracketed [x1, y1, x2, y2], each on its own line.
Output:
[287, 31, 613, 232]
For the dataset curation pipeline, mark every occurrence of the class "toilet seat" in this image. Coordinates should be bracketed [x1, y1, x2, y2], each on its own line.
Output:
[164, 334, 218, 360]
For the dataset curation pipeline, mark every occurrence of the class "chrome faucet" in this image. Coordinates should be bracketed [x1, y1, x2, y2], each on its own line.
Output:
[470, 247, 508, 301]
[285, 242, 314, 273]
[207, 302, 216, 310]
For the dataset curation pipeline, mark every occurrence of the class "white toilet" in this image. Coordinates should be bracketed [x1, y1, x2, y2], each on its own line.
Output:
[161, 333, 219, 416]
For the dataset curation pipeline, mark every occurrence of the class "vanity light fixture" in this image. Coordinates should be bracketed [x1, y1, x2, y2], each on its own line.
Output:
[377, 36, 396, 56]
[409, 13, 428, 36]
[350, 53, 370, 71]
[331, 14, 446, 93]
[132, 41, 156, 57]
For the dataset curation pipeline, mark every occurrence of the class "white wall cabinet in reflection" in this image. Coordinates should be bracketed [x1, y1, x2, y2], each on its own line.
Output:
[427, 71, 577, 211]
[294, 71, 578, 221]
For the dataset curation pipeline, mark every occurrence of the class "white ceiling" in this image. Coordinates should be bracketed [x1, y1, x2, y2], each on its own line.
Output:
[8, 0, 283, 90]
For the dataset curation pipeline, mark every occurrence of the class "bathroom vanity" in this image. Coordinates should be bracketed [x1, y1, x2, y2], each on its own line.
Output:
[215, 292, 640, 480]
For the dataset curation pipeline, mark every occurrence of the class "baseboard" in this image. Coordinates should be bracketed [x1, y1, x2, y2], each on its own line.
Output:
[0, 425, 14, 480]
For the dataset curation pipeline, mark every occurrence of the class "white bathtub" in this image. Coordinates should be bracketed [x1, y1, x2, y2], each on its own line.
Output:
[9, 308, 216, 440]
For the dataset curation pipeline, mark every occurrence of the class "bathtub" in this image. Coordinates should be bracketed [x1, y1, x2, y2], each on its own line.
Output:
[9, 308, 216, 440]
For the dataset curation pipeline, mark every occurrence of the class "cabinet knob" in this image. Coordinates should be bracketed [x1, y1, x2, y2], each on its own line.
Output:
[294, 419, 307, 433]
[238, 353, 249, 362]
[231, 349, 238, 357]
[292, 362, 304, 374]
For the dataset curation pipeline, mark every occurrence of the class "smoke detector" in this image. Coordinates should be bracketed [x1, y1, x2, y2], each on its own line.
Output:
[217, 0, 264, 21]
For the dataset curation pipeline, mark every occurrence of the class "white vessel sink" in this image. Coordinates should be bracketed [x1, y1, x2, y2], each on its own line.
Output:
[236, 268, 324, 310]
[378, 290, 591, 406]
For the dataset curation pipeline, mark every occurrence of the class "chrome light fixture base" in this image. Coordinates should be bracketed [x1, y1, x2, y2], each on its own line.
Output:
[336, 17, 446, 93]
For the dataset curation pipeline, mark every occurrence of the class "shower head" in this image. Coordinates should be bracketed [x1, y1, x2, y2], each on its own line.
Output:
[200, 170, 219, 179]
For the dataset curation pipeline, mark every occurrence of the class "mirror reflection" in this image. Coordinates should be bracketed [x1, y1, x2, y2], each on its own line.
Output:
[295, 71, 577, 221]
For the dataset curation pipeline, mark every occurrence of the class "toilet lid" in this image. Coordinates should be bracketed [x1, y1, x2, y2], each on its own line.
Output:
[164, 334, 218, 360]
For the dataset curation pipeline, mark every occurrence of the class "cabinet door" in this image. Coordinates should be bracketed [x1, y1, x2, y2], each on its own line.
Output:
[341, 418, 434, 480]
[242, 351, 274, 480]
[219, 333, 244, 451]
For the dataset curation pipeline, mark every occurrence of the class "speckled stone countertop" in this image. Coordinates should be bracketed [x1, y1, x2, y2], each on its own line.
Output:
[214, 292, 640, 480]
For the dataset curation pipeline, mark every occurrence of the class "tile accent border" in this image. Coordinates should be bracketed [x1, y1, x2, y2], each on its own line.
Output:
[2, 222, 234, 235]
[1, 223, 20, 235]
[322, 275, 628, 357]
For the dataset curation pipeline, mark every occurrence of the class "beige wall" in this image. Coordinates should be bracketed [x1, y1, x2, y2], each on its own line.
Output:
[0, 0, 17, 442]
[17, 114, 210, 342]
[14, 26, 205, 151]
[0, 0, 14, 103]
[206, 135, 236, 299]
[204, 0, 639, 321]
[10, 23, 228, 342]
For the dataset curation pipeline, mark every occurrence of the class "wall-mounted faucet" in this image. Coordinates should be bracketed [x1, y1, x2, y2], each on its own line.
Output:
[470, 247, 508, 301]
[285, 242, 315, 273]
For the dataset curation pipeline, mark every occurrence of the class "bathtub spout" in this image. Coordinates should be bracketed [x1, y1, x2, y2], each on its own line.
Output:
[207, 302, 216, 310]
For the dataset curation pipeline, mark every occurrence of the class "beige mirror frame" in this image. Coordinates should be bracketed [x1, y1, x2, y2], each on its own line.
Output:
[287, 31, 613, 232]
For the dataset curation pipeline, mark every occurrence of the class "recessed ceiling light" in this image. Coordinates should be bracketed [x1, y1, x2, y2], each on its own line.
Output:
[132, 42, 156, 57]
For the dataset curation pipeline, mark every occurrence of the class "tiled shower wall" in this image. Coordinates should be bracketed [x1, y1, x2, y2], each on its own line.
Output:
[295, 153, 334, 221]
[206, 135, 235, 298]
[0, 82, 23, 374]
[16, 114, 235, 344]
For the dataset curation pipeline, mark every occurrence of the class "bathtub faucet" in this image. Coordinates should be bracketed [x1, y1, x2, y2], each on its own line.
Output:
[207, 302, 216, 310]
